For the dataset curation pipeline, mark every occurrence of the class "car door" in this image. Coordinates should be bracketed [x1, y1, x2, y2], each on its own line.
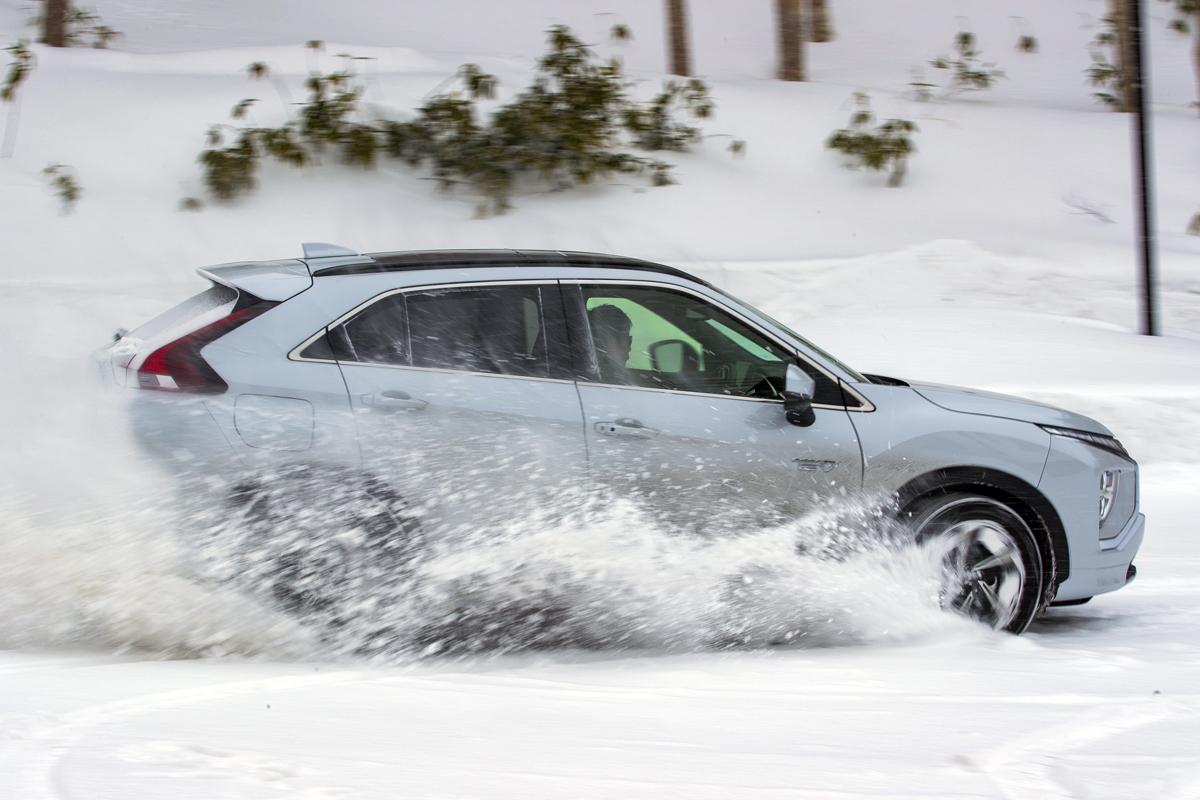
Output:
[329, 280, 586, 535]
[566, 281, 863, 532]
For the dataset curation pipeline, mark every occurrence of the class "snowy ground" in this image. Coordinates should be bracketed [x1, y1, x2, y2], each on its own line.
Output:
[1, 0, 1199, 797]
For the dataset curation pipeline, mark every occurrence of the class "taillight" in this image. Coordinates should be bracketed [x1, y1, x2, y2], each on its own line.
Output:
[138, 302, 275, 393]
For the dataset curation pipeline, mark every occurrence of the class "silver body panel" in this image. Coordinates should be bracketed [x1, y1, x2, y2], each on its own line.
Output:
[108, 254, 1143, 607]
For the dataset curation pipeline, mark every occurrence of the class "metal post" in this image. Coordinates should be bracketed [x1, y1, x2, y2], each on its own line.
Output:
[1129, 0, 1159, 336]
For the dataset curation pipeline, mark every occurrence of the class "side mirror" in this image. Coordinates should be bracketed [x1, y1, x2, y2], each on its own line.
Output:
[783, 363, 816, 427]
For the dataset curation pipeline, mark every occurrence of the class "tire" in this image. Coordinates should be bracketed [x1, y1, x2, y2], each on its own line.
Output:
[220, 468, 424, 619]
[905, 492, 1045, 634]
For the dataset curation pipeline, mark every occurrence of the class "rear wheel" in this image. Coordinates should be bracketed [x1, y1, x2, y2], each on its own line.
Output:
[906, 493, 1045, 633]
[216, 470, 424, 618]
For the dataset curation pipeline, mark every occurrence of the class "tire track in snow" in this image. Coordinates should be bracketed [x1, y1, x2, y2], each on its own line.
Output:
[0, 668, 369, 800]
[969, 698, 1200, 800]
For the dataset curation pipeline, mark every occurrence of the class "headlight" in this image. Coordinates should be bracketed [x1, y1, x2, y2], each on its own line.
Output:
[1099, 469, 1119, 523]
[1039, 425, 1131, 461]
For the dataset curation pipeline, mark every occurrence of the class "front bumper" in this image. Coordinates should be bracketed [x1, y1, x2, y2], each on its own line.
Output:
[1053, 510, 1144, 602]
[1038, 433, 1145, 604]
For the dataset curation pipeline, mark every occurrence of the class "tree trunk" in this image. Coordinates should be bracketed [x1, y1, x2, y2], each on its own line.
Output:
[665, 0, 692, 77]
[775, 0, 806, 81]
[43, 0, 70, 48]
[1112, 0, 1138, 112]
[808, 0, 833, 42]
[1193, 12, 1200, 115]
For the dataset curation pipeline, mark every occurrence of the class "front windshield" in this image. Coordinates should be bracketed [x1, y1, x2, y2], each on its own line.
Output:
[713, 288, 868, 383]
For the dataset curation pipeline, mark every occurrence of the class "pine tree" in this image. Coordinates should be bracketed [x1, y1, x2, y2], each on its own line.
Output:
[665, 0, 692, 76]
[775, 0, 806, 81]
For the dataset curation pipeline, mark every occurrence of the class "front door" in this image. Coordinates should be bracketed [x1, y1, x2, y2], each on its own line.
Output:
[331, 281, 586, 535]
[568, 282, 862, 532]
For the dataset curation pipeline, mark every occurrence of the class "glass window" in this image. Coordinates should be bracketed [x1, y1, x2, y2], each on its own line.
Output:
[333, 284, 554, 378]
[581, 284, 840, 403]
[339, 293, 409, 365]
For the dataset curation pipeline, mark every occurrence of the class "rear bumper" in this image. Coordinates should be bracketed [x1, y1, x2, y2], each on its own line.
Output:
[1053, 511, 1145, 602]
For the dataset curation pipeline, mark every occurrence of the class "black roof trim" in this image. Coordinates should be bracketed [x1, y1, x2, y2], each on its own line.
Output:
[310, 249, 710, 286]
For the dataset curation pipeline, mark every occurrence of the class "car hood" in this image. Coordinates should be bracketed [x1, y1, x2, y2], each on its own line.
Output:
[909, 382, 1112, 436]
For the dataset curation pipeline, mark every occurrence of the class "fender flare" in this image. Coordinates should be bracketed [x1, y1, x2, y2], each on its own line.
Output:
[892, 466, 1069, 601]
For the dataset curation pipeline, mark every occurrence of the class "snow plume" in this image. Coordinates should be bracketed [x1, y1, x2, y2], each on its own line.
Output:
[0, 356, 316, 658]
[0, 495, 316, 658]
[220, 493, 976, 660]
[0, 476, 973, 660]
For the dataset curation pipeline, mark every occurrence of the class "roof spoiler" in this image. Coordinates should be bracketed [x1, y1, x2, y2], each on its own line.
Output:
[196, 259, 313, 303]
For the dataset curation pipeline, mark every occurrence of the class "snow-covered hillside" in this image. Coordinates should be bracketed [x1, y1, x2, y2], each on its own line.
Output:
[1, 1, 1198, 797]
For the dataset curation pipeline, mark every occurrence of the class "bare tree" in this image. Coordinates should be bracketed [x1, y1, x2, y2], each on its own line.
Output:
[42, 0, 70, 48]
[665, 0, 692, 76]
[775, 0, 806, 81]
[808, 0, 833, 42]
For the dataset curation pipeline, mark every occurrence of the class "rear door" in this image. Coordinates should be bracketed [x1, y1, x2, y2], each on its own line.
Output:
[329, 280, 586, 534]
[566, 281, 863, 532]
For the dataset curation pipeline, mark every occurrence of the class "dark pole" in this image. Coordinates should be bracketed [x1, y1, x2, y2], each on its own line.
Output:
[1129, 0, 1159, 335]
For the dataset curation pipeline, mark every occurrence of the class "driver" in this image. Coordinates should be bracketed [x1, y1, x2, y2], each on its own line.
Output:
[587, 304, 633, 383]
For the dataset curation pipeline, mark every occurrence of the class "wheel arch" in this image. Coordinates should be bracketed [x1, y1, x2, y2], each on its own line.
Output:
[893, 466, 1069, 602]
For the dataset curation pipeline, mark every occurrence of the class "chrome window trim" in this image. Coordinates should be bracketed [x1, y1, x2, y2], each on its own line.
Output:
[336, 360, 576, 386]
[565, 278, 875, 412]
[576, 379, 848, 410]
[289, 274, 875, 411]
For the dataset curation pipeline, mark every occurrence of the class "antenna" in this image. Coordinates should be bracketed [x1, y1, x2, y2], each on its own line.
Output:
[301, 242, 360, 259]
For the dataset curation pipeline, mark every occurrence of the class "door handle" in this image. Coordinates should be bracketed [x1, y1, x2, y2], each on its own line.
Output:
[793, 458, 836, 473]
[595, 418, 658, 439]
[363, 390, 428, 411]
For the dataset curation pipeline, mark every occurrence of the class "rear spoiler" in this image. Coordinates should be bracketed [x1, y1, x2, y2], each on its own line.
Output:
[195, 243, 372, 302]
[196, 259, 313, 303]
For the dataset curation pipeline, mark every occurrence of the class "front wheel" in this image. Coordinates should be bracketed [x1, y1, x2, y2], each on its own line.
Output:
[906, 493, 1045, 633]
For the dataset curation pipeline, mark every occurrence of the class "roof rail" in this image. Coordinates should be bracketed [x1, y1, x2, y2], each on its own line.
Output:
[302, 242, 360, 259]
[308, 249, 711, 287]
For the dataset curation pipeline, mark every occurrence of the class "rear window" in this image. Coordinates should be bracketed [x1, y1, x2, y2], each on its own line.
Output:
[130, 284, 238, 341]
[329, 285, 555, 379]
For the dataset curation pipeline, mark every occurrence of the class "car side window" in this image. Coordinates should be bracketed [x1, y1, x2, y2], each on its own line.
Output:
[332, 284, 560, 379]
[579, 284, 841, 403]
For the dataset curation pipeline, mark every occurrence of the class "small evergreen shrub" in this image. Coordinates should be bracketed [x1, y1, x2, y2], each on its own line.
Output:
[1, 40, 34, 102]
[197, 26, 731, 214]
[930, 31, 1005, 93]
[623, 78, 713, 151]
[43, 163, 81, 211]
[1163, 0, 1200, 113]
[1087, 14, 1123, 109]
[179, 197, 204, 211]
[1188, 212, 1200, 236]
[826, 92, 917, 187]
[1011, 16, 1038, 53]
